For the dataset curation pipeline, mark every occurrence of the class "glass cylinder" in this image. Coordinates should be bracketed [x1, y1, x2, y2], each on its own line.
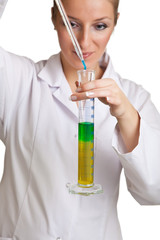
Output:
[67, 69, 103, 196]
[77, 70, 95, 187]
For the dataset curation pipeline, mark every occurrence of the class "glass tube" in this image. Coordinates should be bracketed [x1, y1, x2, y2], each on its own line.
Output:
[67, 69, 103, 196]
[54, 0, 86, 69]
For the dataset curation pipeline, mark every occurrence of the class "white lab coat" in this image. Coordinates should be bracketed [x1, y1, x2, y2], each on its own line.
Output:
[0, 46, 160, 240]
[0, 0, 8, 18]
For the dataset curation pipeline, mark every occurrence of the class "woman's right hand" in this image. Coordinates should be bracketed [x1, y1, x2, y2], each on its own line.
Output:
[70, 78, 140, 152]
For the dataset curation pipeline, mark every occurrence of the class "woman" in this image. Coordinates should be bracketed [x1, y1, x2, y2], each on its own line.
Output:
[0, 0, 160, 239]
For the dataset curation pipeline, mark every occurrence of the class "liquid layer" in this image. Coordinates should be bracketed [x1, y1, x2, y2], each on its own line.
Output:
[78, 122, 94, 186]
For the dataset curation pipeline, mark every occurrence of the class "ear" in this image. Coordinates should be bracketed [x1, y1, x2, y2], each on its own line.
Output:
[117, 12, 120, 21]
[114, 12, 120, 26]
[51, 7, 56, 30]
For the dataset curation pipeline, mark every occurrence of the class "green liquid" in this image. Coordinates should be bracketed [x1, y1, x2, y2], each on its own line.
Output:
[78, 122, 94, 187]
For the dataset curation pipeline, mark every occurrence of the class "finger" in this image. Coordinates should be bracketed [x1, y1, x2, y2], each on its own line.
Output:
[98, 95, 119, 107]
[76, 78, 114, 92]
[75, 81, 80, 88]
[70, 91, 95, 101]
[105, 95, 121, 105]
[70, 89, 111, 101]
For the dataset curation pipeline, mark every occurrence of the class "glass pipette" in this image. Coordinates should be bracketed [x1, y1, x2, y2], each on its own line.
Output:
[54, 0, 86, 70]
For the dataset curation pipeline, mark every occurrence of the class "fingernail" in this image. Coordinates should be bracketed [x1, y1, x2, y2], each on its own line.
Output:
[86, 92, 94, 97]
[75, 81, 79, 87]
[69, 95, 77, 101]
[76, 87, 82, 92]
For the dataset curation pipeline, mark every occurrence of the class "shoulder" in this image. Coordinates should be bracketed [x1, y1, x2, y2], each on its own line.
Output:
[34, 53, 60, 75]
[119, 76, 149, 97]
[101, 53, 149, 98]
[101, 52, 152, 110]
[119, 76, 144, 95]
[118, 75, 151, 110]
[0, 47, 33, 67]
[0, 47, 36, 83]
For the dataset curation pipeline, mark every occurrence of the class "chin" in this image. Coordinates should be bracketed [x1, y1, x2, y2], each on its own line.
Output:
[70, 61, 86, 70]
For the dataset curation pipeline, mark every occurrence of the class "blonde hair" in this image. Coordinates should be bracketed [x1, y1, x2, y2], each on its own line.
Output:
[108, 0, 119, 25]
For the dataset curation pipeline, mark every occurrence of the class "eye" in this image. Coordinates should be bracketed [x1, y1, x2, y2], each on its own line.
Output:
[70, 21, 79, 29]
[95, 23, 108, 31]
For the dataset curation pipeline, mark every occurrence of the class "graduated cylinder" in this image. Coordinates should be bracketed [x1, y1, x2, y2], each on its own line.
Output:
[67, 70, 102, 195]
[77, 70, 95, 187]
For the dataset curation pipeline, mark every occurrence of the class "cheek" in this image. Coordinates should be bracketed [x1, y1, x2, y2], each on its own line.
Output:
[96, 36, 110, 50]
[57, 31, 72, 51]
[96, 31, 113, 49]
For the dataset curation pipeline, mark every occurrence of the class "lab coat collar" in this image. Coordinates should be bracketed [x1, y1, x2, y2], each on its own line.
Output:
[36, 52, 119, 89]
[38, 53, 64, 88]
[99, 51, 121, 85]
[38, 53, 79, 119]
[38, 51, 120, 88]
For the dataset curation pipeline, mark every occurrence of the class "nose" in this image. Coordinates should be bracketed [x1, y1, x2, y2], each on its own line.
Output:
[77, 27, 91, 50]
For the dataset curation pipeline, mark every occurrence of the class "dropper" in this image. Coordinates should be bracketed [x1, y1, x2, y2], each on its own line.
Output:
[54, 0, 86, 70]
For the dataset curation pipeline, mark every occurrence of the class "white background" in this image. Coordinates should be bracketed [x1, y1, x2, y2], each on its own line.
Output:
[0, 0, 160, 239]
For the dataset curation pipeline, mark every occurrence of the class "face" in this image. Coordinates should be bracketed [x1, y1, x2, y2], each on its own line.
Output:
[53, 0, 115, 71]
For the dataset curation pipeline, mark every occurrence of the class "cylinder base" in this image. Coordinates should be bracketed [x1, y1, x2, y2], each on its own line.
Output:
[66, 183, 103, 196]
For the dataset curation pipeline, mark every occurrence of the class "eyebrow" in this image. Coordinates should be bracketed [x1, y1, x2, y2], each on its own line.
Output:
[68, 16, 112, 21]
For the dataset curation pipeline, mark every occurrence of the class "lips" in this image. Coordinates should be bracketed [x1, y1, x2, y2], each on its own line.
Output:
[82, 52, 93, 59]
[73, 51, 93, 59]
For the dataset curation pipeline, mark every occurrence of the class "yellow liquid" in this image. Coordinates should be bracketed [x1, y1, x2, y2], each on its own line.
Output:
[78, 122, 94, 187]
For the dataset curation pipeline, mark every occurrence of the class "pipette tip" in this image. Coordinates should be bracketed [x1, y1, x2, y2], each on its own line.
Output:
[82, 60, 87, 70]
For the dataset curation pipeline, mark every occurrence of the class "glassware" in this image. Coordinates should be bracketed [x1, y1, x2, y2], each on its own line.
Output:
[54, 0, 86, 69]
[67, 69, 103, 196]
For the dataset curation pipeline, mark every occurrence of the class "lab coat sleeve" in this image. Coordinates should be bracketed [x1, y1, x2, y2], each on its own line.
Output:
[0, 48, 8, 142]
[0, 0, 8, 18]
[0, 47, 34, 142]
[0, 0, 8, 140]
[112, 82, 160, 205]
[0, 0, 34, 142]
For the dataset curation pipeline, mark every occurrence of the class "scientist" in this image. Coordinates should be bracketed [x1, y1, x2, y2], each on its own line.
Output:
[0, 0, 160, 239]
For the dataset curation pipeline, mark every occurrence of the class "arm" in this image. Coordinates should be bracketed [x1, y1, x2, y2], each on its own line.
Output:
[70, 78, 160, 204]
[0, 0, 8, 142]
[0, 0, 8, 18]
[114, 94, 140, 152]
[113, 108, 160, 205]
[0, 1, 35, 144]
